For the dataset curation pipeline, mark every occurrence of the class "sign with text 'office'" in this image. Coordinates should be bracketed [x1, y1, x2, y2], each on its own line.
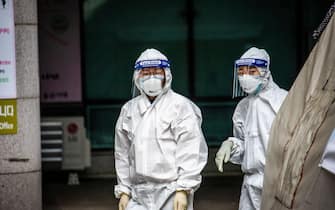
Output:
[0, 99, 17, 134]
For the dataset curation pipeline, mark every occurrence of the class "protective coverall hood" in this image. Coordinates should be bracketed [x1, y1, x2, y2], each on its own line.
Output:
[233, 47, 273, 97]
[240, 47, 270, 63]
[133, 48, 172, 98]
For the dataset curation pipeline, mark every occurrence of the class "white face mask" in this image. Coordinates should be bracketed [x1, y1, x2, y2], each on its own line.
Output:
[238, 75, 262, 94]
[139, 75, 164, 97]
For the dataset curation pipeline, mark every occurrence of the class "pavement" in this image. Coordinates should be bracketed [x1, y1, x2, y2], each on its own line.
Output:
[43, 174, 243, 210]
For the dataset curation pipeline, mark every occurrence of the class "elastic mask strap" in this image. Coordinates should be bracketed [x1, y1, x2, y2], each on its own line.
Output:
[252, 83, 263, 95]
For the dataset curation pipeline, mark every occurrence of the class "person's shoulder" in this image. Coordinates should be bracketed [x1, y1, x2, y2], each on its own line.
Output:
[277, 87, 288, 98]
[169, 90, 199, 108]
[121, 95, 141, 111]
[272, 85, 288, 104]
[165, 90, 200, 115]
[265, 84, 288, 113]
[170, 91, 191, 102]
[236, 96, 250, 109]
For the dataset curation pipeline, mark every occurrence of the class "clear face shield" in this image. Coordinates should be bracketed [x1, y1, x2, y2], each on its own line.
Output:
[233, 58, 269, 98]
[131, 59, 170, 98]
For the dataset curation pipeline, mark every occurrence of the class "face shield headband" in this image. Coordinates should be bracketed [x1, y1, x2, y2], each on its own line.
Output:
[234, 58, 268, 69]
[233, 58, 269, 98]
[134, 59, 170, 70]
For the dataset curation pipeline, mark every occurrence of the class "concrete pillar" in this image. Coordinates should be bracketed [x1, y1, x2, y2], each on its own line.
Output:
[0, 0, 41, 209]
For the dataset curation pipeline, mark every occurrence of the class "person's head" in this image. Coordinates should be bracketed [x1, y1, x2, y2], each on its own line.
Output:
[133, 48, 172, 100]
[233, 47, 271, 97]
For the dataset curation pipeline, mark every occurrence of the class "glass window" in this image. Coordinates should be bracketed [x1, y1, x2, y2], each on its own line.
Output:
[83, 0, 331, 149]
[194, 0, 298, 98]
[84, 0, 188, 100]
[84, 0, 188, 148]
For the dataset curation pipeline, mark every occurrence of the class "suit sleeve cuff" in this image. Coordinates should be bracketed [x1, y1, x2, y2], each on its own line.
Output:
[114, 185, 131, 199]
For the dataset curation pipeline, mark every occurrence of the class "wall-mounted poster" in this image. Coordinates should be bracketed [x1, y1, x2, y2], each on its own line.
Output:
[0, 0, 16, 99]
[39, 0, 82, 103]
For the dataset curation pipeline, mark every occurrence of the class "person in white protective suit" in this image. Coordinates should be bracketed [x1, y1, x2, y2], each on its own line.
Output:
[215, 47, 288, 210]
[114, 48, 208, 210]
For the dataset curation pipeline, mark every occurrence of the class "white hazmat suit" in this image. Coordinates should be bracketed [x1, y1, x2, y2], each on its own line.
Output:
[216, 47, 287, 210]
[114, 49, 208, 210]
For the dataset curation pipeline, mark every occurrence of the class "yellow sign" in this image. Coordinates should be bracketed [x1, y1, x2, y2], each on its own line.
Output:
[0, 99, 17, 134]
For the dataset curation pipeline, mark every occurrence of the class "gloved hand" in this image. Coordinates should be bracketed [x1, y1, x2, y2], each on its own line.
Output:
[118, 193, 130, 210]
[215, 139, 234, 172]
[174, 190, 188, 210]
